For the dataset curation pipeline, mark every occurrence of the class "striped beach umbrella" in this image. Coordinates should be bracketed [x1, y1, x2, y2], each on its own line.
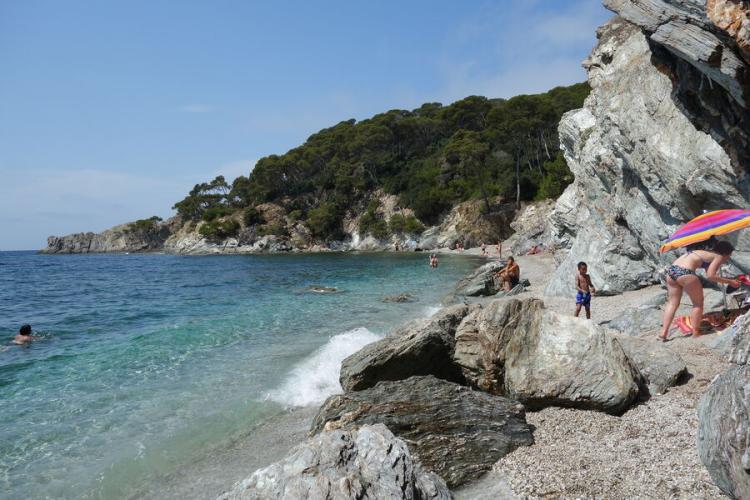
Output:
[659, 209, 750, 253]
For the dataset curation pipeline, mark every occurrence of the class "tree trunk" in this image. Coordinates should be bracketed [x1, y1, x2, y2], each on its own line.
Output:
[515, 147, 521, 209]
[541, 130, 551, 160]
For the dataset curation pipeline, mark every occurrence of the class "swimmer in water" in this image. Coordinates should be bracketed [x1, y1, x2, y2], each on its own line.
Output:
[13, 324, 37, 345]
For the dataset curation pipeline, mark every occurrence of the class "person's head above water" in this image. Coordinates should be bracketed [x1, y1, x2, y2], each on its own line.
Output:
[19, 324, 32, 336]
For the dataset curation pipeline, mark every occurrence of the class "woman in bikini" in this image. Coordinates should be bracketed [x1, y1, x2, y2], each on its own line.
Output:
[659, 238, 740, 341]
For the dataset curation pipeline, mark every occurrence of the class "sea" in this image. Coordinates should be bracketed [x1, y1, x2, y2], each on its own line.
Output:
[0, 251, 480, 499]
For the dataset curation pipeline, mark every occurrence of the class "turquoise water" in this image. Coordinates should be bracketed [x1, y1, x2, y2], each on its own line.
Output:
[0, 251, 479, 499]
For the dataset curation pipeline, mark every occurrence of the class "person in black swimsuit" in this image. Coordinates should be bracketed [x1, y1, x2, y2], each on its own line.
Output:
[659, 238, 739, 341]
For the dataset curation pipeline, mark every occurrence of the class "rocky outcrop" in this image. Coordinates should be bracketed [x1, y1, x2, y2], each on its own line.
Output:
[41, 219, 173, 254]
[699, 310, 750, 498]
[418, 197, 515, 250]
[218, 424, 450, 500]
[612, 334, 688, 396]
[311, 376, 534, 488]
[453, 261, 505, 296]
[502, 200, 556, 255]
[545, 4, 750, 296]
[453, 298, 641, 414]
[339, 305, 472, 391]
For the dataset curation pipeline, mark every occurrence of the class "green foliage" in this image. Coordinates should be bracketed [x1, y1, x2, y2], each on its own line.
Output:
[358, 200, 391, 239]
[389, 214, 424, 234]
[535, 152, 574, 200]
[257, 223, 289, 237]
[243, 207, 265, 226]
[199, 219, 240, 240]
[127, 216, 162, 233]
[306, 202, 343, 239]
[175, 82, 590, 240]
[287, 209, 303, 222]
[202, 206, 234, 222]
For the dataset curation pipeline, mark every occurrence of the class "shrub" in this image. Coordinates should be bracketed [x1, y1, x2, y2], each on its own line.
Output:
[389, 214, 424, 234]
[306, 202, 343, 239]
[287, 209, 303, 222]
[128, 216, 162, 233]
[243, 206, 265, 226]
[202, 206, 234, 222]
[358, 203, 391, 239]
[199, 219, 240, 240]
[257, 223, 289, 237]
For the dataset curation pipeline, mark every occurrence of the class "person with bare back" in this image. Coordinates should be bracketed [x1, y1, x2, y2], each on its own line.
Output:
[574, 262, 596, 319]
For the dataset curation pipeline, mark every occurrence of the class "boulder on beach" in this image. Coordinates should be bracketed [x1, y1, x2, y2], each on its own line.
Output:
[607, 303, 663, 335]
[699, 311, 750, 498]
[339, 304, 472, 391]
[311, 376, 533, 487]
[613, 334, 687, 396]
[454, 298, 640, 414]
[217, 424, 450, 500]
[454, 261, 504, 296]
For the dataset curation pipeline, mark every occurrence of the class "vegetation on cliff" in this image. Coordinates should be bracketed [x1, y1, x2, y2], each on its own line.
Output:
[173, 83, 589, 240]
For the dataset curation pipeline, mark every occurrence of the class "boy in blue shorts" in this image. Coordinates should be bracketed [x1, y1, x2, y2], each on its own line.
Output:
[575, 261, 596, 319]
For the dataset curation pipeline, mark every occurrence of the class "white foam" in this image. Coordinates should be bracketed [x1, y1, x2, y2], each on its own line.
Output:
[268, 327, 382, 407]
[424, 306, 442, 317]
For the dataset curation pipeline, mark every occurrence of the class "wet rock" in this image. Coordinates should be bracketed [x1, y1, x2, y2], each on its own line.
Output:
[339, 304, 472, 391]
[383, 293, 415, 303]
[311, 376, 533, 488]
[218, 424, 450, 500]
[613, 334, 688, 396]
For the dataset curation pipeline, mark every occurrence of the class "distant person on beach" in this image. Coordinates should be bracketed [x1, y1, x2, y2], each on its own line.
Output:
[497, 241, 502, 257]
[13, 324, 36, 345]
[496, 256, 520, 291]
[574, 262, 596, 319]
[659, 237, 739, 341]
[481, 242, 487, 256]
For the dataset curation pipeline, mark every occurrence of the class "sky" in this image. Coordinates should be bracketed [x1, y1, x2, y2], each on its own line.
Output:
[0, 0, 612, 250]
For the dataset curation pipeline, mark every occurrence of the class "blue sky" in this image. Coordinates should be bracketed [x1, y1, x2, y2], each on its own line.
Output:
[0, 0, 611, 250]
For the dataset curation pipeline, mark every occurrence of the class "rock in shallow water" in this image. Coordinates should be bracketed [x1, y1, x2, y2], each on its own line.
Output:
[311, 376, 533, 487]
[339, 304, 472, 391]
[217, 424, 450, 500]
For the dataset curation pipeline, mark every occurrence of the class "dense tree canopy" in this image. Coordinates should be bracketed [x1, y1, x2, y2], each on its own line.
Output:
[173, 83, 589, 239]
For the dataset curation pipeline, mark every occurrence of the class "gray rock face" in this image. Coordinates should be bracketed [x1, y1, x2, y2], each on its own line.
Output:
[698, 365, 750, 499]
[454, 298, 640, 414]
[503, 304, 640, 414]
[218, 424, 450, 500]
[339, 305, 472, 391]
[41, 220, 173, 254]
[613, 334, 688, 396]
[311, 376, 534, 488]
[455, 261, 505, 297]
[607, 304, 664, 335]
[699, 310, 750, 497]
[545, 13, 747, 296]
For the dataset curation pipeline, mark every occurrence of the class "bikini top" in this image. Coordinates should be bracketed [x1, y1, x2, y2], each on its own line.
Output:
[687, 249, 711, 270]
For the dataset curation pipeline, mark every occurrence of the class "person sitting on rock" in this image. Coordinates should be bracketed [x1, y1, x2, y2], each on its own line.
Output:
[13, 324, 37, 345]
[659, 237, 740, 341]
[496, 256, 520, 291]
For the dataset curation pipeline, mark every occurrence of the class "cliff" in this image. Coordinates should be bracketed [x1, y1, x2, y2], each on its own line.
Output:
[544, 0, 750, 296]
[42, 194, 514, 255]
[41, 218, 174, 254]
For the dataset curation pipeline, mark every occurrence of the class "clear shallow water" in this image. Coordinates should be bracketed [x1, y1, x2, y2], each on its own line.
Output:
[0, 251, 479, 499]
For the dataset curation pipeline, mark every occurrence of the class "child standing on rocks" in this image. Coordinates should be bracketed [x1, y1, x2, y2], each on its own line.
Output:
[575, 262, 596, 319]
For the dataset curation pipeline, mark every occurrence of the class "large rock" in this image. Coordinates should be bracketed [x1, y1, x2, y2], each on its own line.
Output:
[606, 304, 663, 334]
[311, 376, 533, 487]
[454, 298, 640, 414]
[454, 261, 505, 296]
[698, 365, 750, 499]
[339, 304, 472, 391]
[545, 9, 749, 296]
[699, 310, 750, 497]
[218, 424, 450, 500]
[41, 219, 173, 253]
[613, 334, 688, 396]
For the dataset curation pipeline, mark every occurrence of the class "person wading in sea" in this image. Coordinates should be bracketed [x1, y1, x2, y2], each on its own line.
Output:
[13, 324, 37, 345]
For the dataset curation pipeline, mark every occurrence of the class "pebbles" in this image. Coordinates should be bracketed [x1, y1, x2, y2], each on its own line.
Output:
[477, 254, 729, 498]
